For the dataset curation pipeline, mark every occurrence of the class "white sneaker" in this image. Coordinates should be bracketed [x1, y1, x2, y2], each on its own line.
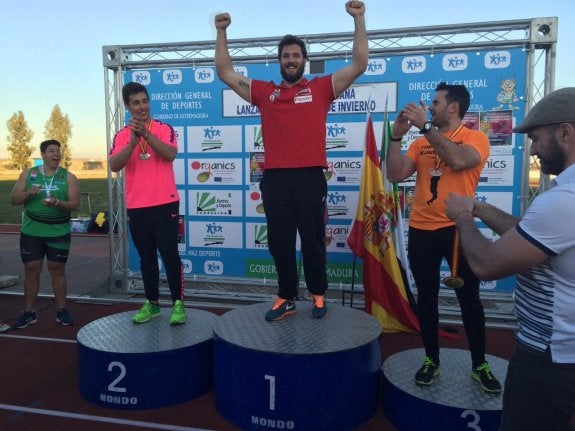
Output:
[0, 322, 10, 332]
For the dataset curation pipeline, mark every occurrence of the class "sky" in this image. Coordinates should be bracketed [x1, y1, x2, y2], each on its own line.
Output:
[1, 0, 573, 159]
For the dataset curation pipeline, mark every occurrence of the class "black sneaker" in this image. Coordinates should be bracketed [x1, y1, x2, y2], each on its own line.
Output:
[265, 298, 297, 321]
[56, 308, 75, 326]
[414, 356, 440, 386]
[14, 311, 38, 329]
[471, 362, 502, 394]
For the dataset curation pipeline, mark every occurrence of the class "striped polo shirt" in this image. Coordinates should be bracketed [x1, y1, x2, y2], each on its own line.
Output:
[514, 163, 575, 363]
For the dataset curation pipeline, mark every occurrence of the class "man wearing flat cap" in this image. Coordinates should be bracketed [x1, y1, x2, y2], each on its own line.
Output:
[445, 87, 575, 431]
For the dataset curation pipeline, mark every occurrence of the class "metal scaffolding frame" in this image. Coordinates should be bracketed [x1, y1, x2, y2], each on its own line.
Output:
[103, 17, 557, 323]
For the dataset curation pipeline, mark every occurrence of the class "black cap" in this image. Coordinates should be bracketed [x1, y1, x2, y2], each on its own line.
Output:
[513, 87, 575, 133]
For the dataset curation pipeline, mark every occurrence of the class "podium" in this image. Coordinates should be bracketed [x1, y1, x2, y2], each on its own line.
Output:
[77, 308, 218, 410]
[383, 348, 508, 431]
[213, 302, 382, 431]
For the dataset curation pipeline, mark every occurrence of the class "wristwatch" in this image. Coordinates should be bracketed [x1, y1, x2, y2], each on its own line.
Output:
[420, 121, 433, 134]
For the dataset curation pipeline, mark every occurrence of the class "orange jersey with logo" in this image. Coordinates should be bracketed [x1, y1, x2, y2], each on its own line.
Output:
[405, 126, 490, 230]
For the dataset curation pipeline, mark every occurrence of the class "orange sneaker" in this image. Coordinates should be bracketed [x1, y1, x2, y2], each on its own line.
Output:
[264, 298, 297, 321]
[312, 294, 328, 319]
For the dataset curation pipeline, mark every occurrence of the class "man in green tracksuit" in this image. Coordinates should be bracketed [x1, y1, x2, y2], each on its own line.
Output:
[10, 139, 80, 328]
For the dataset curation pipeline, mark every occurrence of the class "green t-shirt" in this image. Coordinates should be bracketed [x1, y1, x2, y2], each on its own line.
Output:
[22, 166, 71, 237]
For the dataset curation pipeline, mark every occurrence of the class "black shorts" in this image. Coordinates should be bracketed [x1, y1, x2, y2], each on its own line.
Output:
[20, 232, 71, 263]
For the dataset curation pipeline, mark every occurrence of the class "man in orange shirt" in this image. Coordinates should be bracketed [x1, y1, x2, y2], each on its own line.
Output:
[386, 83, 501, 393]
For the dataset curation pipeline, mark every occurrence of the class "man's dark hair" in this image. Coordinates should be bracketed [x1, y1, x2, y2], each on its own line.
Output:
[277, 34, 308, 61]
[40, 139, 61, 153]
[435, 82, 470, 119]
[122, 82, 149, 105]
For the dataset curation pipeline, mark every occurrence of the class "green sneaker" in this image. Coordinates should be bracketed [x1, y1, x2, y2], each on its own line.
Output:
[169, 299, 186, 325]
[472, 361, 502, 394]
[414, 356, 440, 386]
[132, 300, 161, 324]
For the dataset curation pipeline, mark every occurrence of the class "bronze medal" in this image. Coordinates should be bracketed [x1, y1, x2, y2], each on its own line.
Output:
[442, 276, 465, 289]
[138, 120, 153, 160]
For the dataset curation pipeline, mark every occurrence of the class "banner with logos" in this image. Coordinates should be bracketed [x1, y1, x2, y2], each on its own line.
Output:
[124, 47, 526, 292]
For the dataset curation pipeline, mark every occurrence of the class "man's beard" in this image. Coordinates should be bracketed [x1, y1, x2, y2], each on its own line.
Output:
[539, 136, 566, 175]
[281, 63, 305, 83]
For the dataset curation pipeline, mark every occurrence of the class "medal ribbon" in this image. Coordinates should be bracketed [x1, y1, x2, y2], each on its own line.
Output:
[139, 120, 153, 156]
[40, 165, 59, 197]
[450, 229, 461, 278]
[433, 123, 465, 170]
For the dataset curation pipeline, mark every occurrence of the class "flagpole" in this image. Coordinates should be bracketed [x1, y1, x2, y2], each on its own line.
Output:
[380, 99, 419, 321]
[380, 96, 390, 169]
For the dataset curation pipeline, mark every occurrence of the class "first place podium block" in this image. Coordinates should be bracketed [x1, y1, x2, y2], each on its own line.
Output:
[213, 302, 382, 431]
[77, 308, 218, 410]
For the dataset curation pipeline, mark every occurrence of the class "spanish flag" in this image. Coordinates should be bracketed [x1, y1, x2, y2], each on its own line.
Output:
[347, 114, 420, 333]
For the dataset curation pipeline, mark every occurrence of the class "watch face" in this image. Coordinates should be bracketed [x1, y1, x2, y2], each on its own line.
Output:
[422, 121, 433, 132]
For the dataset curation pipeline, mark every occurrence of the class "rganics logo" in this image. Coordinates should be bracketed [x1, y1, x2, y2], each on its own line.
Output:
[190, 160, 238, 183]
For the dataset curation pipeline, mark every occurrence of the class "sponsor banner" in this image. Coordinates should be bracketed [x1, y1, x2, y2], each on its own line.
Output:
[124, 47, 527, 292]
[187, 125, 243, 153]
[326, 190, 359, 220]
[188, 221, 243, 249]
[325, 157, 363, 185]
[187, 158, 242, 185]
[188, 190, 243, 217]
[480, 155, 514, 186]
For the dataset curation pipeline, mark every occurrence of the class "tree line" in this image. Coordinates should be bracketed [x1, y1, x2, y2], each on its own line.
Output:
[5, 105, 73, 169]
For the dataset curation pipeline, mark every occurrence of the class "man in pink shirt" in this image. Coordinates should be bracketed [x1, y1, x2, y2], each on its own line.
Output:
[109, 82, 185, 325]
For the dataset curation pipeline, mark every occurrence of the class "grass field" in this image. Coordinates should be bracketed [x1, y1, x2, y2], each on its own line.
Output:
[0, 178, 109, 224]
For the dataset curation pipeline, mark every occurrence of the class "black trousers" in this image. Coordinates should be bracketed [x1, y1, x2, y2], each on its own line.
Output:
[260, 168, 328, 300]
[499, 343, 575, 431]
[408, 225, 486, 368]
[128, 201, 183, 303]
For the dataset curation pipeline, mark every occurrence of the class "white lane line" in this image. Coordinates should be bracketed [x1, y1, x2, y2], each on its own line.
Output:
[0, 334, 77, 343]
[0, 403, 214, 431]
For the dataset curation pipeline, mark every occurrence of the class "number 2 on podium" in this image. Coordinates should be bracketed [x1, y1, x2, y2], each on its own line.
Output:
[107, 361, 127, 393]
